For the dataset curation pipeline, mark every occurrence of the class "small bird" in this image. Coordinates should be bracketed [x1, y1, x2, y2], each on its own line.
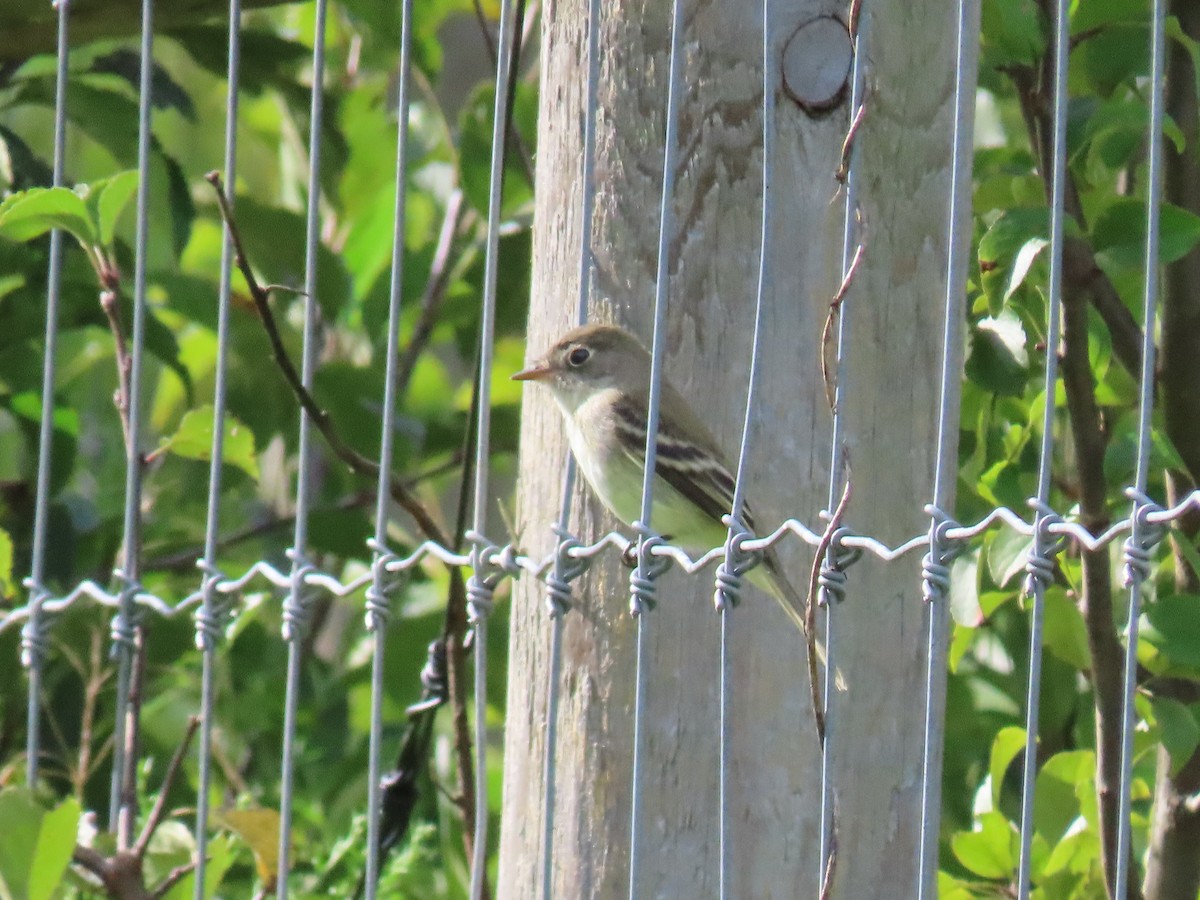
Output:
[512, 322, 810, 634]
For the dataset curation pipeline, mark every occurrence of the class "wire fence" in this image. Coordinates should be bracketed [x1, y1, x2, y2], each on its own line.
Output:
[0, 0, 1191, 897]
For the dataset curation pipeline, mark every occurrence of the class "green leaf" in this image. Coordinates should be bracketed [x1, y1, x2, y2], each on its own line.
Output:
[1035, 750, 1092, 845]
[1093, 200, 1200, 272]
[987, 527, 1033, 589]
[0, 789, 80, 900]
[980, 0, 1045, 69]
[949, 550, 983, 627]
[951, 810, 1016, 879]
[1143, 594, 1200, 671]
[1005, 237, 1048, 301]
[989, 725, 1027, 808]
[0, 527, 12, 600]
[966, 310, 1030, 396]
[1150, 697, 1200, 777]
[0, 187, 96, 245]
[977, 208, 1075, 312]
[1042, 588, 1091, 671]
[93, 170, 139, 247]
[154, 406, 260, 479]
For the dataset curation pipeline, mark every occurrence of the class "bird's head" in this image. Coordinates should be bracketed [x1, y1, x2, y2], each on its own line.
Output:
[512, 323, 650, 412]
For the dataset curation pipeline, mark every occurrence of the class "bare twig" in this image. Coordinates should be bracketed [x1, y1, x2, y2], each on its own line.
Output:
[846, 0, 863, 39]
[396, 190, 470, 399]
[819, 809, 838, 900]
[204, 172, 450, 548]
[470, 0, 536, 186]
[805, 466, 853, 747]
[100, 289, 134, 453]
[134, 716, 201, 859]
[441, 348, 491, 900]
[821, 242, 864, 415]
[117, 630, 147, 851]
[149, 861, 198, 900]
[834, 103, 867, 186]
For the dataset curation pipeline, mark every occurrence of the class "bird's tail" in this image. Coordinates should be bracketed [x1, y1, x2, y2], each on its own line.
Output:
[755, 547, 846, 692]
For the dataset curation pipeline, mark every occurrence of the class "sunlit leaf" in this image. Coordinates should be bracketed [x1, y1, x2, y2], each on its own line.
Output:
[0, 789, 80, 900]
[951, 810, 1016, 879]
[0, 186, 96, 245]
[153, 405, 260, 479]
[1150, 696, 1200, 777]
[218, 807, 282, 890]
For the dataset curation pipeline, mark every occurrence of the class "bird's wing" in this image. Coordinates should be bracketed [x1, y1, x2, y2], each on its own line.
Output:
[610, 391, 756, 532]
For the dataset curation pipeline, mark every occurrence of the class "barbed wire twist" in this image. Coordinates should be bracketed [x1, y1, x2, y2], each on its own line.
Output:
[921, 505, 965, 605]
[545, 526, 589, 618]
[629, 522, 672, 617]
[817, 527, 861, 608]
[1022, 500, 1068, 599]
[714, 517, 761, 613]
[1121, 490, 1167, 589]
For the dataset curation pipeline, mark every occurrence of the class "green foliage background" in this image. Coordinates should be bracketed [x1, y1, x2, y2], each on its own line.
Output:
[0, 0, 1197, 897]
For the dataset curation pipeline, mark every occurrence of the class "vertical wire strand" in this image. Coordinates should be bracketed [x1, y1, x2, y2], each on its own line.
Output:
[364, 1, 415, 894]
[818, 7, 868, 880]
[109, 0, 155, 835]
[277, 0, 328, 893]
[540, 0, 603, 893]
[193, 0, 241, 893]
[1113, 0, 1167, 893]
[23, 0, 71, 789]
[1016, 0, 1070, 893]
[629, 1, 685, 895]
[916, 0, 978, 895]
[715, 0, 774, 893]
[468, 2, 518, 897]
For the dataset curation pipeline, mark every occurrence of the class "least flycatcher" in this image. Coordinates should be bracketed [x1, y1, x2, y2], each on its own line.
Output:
[513, 322, 808, 632]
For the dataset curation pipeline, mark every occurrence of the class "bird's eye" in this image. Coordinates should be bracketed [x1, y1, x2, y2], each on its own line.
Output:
[567, 346, 590, 367]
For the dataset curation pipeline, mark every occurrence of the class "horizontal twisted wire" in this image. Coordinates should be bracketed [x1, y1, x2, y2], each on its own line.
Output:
[5, 488, 1200, 635]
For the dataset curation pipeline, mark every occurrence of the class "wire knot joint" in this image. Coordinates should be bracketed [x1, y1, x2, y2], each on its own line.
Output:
[19, 579, 51, 669]
[629, 522, 671, 617]
[282, 550, 318, 643]
[193, 559, 232, 651]
[545, 527, 588, 619]
[365, 538, 399, 632]
[108, 568, 143, 658]
[714, 517, 760, 613]
[818, 527, 860, 607]
[1022, 501, 1068, 599]
[1122, 490, 1166, 589]
[921, 505, 965, 604]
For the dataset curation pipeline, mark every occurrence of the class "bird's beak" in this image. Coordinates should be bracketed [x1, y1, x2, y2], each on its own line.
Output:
[511, 362, 552, 382]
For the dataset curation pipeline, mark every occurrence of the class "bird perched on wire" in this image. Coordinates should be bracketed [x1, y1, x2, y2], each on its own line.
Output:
[512, 322, 812, 635]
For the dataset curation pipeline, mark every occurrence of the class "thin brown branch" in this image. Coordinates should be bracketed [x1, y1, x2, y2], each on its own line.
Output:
[142, 489, 373, 573]
[470, 0, 535, 186]
[72, 845, 109, 880]
[100, 289, 134, 454]
[805, 466, 853, 748]
[134, 715, 201, 859]
[834, 102, 867, 186]
[396, 190, 470, 399]
[204, 172, 450, 549]
[1145, 3, 1200, 894]
[822, 242, 864, 415]
[846, 0, 863, 39]
[77, 628, 107, 794]
[1007, 46, 1149, 895]
[118, 630, 147, 852]
[149, 861, 198, 900]
[819, 809, 838, 900]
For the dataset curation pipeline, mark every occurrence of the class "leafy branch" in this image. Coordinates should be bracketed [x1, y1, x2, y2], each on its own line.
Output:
[204, 171, 450, 548]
